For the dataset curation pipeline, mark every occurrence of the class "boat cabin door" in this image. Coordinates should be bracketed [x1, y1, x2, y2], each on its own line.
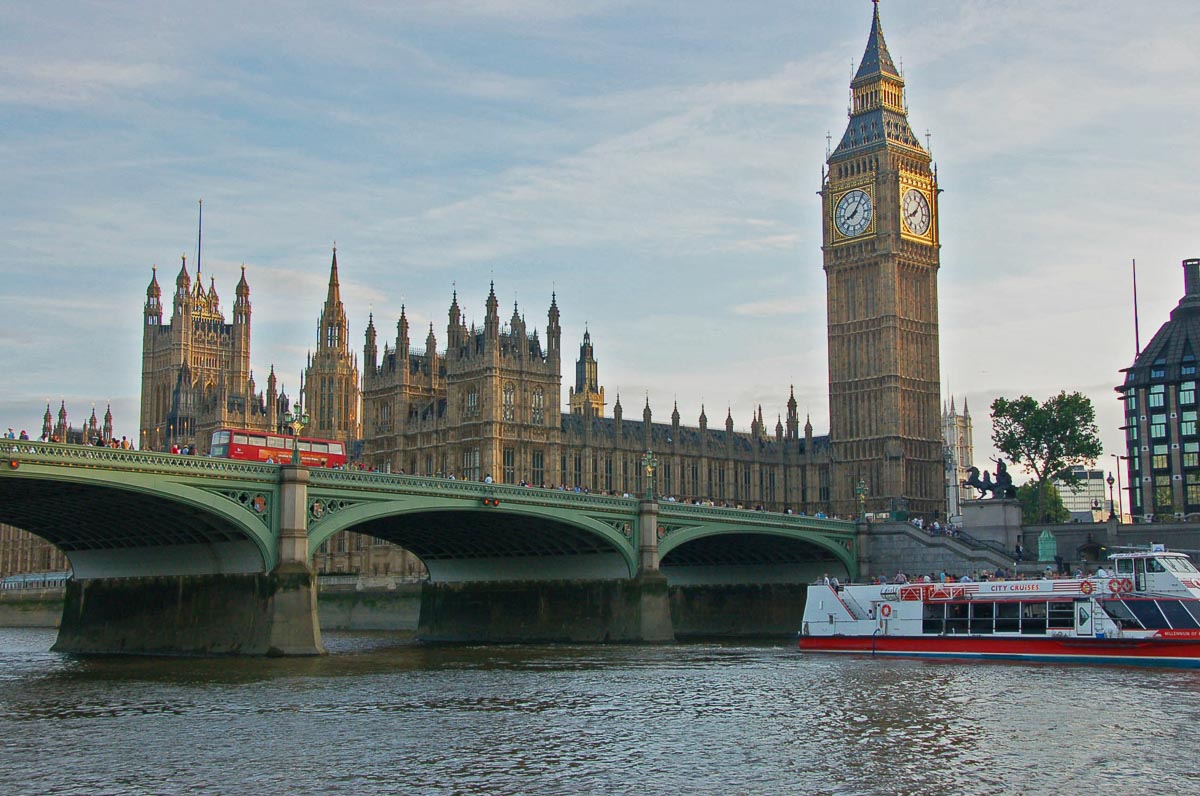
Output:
[1075, 600, 1094, 637]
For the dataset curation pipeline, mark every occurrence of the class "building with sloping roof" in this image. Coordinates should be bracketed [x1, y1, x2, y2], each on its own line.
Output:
[1117, 258, 1200, 519]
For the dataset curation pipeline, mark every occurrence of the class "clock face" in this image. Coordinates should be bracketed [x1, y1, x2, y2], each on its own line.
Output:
[834, 189, 873, 237]
[902, 188, 931, 235]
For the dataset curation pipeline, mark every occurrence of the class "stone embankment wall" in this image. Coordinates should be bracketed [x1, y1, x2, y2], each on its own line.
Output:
[0, 588, 63, 627]
[864, 522, 1010, 580]
[318, 582, 422, 630]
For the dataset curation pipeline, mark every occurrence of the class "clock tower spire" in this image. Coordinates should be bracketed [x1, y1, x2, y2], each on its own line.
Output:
[821, 1, 943, 520]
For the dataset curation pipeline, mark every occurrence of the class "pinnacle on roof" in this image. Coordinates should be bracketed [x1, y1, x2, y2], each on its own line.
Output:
[236, 265, 250, 298]
[325, 246, 341, 305]
[147, 266, 161, 297]
[176, 255, 190, 288]
[854, 0, 901, 83]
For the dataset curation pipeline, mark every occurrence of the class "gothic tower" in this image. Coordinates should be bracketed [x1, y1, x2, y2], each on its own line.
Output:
[304, 246, 361, 443]
[569, 328, 605, 417]
[822, 1, 942, 518]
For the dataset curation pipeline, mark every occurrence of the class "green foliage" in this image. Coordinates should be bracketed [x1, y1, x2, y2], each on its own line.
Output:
[1016, 481, 1070, 524]
[991, 391, 1104, 525]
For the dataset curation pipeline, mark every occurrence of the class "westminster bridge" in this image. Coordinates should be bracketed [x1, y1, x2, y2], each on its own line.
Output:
[0, 441, 857, 655]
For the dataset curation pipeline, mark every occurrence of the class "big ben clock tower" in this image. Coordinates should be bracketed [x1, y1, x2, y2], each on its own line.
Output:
[822, 1, 942, 520]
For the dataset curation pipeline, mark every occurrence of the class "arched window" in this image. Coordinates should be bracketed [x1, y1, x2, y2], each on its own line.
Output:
[503, 382, 515, 421]
[532, 388, 545, 425]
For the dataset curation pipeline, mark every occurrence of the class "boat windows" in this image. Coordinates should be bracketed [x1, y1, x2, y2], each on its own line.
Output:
[1161, 556, 1199, 574]
[945, 603, 969, 634]
[1115, 558, 1135, 575]
[995, 602, 1020, 633]
[922, 603, 944, 635]
[1101, 599, 1143, 630]
[1157, 600, 1200, 629]
[1125, 599, 1170, 630]
[1021, 602, 1047, 635]
[1047, 601, 1075, 630]
[1146, 558, 1167, 574]
[970, 602, 995, 634]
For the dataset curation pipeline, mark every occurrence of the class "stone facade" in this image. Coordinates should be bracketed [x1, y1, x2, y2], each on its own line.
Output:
[139, 255, 289, 453]
[357, 283, 835, 512]
[303, 248, 360, 443]
[821, 4, 943, 520]
[0, 523, 68, 578]
[942, 396, 974, 519]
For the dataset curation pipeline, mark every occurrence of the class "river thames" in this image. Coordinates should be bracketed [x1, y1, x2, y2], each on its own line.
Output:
[0, 628, 1196, 795]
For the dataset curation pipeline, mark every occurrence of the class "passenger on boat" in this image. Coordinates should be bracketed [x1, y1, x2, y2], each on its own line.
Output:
[1096, 565, 1109, 577]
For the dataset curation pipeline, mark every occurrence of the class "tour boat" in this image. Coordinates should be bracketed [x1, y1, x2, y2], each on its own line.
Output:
[798, 546, 1200, 667]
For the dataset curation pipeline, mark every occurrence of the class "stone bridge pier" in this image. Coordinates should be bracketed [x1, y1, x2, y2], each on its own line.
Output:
[53, 464, 325, 657]
[412, 496, 675, 644]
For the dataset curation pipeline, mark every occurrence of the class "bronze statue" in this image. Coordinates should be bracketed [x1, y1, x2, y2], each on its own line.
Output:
[963, 459, 1017, 499]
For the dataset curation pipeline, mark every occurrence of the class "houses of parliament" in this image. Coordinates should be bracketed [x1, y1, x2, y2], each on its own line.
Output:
[3, 5, 949, 578]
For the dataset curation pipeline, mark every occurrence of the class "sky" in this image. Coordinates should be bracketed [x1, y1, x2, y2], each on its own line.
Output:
[3, 0, 1200, 487]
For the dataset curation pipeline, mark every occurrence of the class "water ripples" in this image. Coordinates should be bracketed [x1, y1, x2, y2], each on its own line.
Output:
[2, 630, 1199, 794]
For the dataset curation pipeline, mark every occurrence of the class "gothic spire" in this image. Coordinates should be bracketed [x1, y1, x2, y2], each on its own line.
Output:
[855, 0, 900, 82]
[832, 0, 922, 159]
[326, 245, 341, 306]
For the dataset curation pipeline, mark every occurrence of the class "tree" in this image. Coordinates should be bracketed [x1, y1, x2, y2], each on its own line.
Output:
[1016, 481, 1070, 525]
[990, 391, 1104, 523]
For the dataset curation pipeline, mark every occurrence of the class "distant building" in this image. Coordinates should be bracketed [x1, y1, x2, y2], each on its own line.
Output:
[303, 248, 360, 443]
[942, 396, 973, 519]
[39, 400, 116, 445]
[1117, 258, 1200, 520]
[0, 523, 69, 578]
[1053, 465, 1110, 521]
[139, 257, 290, 453]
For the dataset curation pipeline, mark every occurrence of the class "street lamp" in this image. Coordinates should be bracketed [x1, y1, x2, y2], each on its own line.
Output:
[641, 449, 658, 501]
[1111, 453, 1126, 523]
[855, 478, 869, 521]
[1106, 472, 1116, 519]
[282, 401, 310, 465]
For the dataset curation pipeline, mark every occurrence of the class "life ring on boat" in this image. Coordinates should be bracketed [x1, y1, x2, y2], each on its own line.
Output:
[1108, 579, 1122, 593]
[1120, 578, 1134, 593]
[1080, 581, 1094, 595]
[880, 604, 892, 618]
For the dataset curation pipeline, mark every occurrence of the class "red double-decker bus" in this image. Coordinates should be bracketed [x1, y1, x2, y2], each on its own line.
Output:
[209, 429, 348, 467]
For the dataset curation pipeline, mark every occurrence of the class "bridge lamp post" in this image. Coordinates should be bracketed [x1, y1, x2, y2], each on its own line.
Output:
[641, 449, 658, 501]
[282, 401, 309, 466]
[855, 478, 868, 521]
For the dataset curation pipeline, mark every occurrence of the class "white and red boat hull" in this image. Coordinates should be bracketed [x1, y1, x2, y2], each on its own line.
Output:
[798, 632, 1200, 668]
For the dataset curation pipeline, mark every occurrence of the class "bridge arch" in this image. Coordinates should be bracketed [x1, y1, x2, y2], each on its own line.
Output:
[658, 523, 855, 585]
[307, 495, 638, 582]
[0, 462, 276, 578]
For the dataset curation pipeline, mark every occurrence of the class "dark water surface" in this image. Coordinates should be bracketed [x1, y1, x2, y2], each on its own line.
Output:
[0, 628, 1197, 795]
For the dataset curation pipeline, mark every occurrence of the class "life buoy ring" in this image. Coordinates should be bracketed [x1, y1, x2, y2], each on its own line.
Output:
[1080, 581, 1094, 595]
[880, 604, 892, 618]
[1120, 578, 1134, 593]
[1108, 579, 1122, 593]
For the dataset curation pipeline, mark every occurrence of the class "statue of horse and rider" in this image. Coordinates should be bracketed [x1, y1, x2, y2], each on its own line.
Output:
[963, 458, 1017, 499]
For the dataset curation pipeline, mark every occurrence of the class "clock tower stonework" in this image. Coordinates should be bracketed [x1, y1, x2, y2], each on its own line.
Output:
[822, 2, 942, 520]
